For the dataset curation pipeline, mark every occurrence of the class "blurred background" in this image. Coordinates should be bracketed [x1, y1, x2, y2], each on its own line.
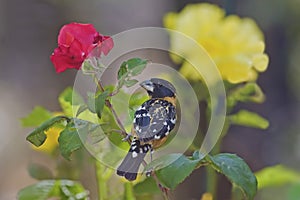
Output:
[0, 0, 300, 199]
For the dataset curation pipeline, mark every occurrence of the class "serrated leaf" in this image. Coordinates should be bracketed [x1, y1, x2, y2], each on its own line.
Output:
[58, 122, 83, 161]
[134, 177, 160, 195]
[21, 106, 52, 127]
[126, 58, 147, 69]
[58, 118, 104, 160]
[17, 179, 89, 200]
[255, 165, 300, 190]
[209, 153, 257, 200]
[26, 116, 69, 147]
[145, 153, 200, 189]
[95, 90, 109, 118]
[156, 156, 200, 189]
[116, 58, 148, 90]
[144, 153, 182, 172]
[87, 90, 109, 118]
[28, 163, 53, 180]
[229, 110, 269, 129]
[124, 79, 138, 87]
[87, 92, 96, 113]
[118, 62, 128, 80]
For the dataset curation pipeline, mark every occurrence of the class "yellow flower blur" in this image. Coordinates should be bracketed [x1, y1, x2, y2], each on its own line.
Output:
[164, 3, 269, 83]
[32, 126, 62, 154]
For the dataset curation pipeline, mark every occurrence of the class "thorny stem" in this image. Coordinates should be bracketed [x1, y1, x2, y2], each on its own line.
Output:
[92, 75, 169, 198]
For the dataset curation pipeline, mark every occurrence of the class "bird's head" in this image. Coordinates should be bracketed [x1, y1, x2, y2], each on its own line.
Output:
[140, 78, 176, 99]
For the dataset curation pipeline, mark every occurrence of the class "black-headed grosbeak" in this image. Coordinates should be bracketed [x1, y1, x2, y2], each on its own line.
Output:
[117, 78, 177, 181]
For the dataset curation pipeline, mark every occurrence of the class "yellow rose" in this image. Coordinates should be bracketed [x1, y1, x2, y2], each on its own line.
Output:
[164, 3, 269, 83]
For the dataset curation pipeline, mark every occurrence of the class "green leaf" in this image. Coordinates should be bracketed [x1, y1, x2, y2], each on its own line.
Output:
[117, 62, 128, 80]
[26, 116, 69, 147]
[145, 153, 201, 189]
[144, 153, 182, 172]
[229, 110, 269, 129]
[76, 105, 88, 117]
[87, 92, 96, 113]
[208, 153, 257, 200]
[58, 121, 83, 161]
[117, 58, 148, 79]
[95, 90, 109, 118]
[59, 87, 84, 116]
[21, 106, 52, 127]
[59, 87, 84, 106]
[117, 58, 148, 89]
[58, 118, 104, 160]
[156, 155, 200, 189]
[17, 179, 89, 200]
[28, 163, 53, 180]
[87, 90, 109, 118]
[124, 79, 138, 87]
[134, 177, 160, 195]
[128, 58, 147, 74]
[255, 165, 300, 190]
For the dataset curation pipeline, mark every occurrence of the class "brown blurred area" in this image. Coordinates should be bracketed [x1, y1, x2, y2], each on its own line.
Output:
[0, 0, 299, 199]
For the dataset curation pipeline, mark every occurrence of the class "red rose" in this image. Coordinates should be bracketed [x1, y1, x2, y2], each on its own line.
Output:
[50, 22, 114, 73]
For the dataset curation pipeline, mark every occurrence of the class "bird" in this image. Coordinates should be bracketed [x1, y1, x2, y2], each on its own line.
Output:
[116, 78, 177, 181]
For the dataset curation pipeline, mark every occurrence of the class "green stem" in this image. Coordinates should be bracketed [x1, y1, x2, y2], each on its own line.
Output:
[95, 160, 108, 200]
[206, 119, 230, 198]
[206, 141, 220, 198]
[123, 182, 136, 200]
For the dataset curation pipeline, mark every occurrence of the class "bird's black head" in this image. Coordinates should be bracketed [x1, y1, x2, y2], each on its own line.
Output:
[140, 78, 176, 98]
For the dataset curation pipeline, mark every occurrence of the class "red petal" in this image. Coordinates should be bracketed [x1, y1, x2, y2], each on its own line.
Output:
[50, 41, 85, 73]
[58, 23, 98, 52]
[101, 36, 114, 55]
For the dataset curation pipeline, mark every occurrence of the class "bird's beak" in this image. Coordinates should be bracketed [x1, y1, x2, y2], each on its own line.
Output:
[140, 80, 154, 92]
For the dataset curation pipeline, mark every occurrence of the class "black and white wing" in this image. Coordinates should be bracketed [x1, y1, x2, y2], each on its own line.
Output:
[133, 99, 176, 142]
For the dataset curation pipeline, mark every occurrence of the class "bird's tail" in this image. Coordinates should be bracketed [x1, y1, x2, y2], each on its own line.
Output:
[117, 137, 151, 181]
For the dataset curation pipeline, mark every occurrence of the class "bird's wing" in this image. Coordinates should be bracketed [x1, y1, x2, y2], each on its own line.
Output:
[133, 99, 176, 142]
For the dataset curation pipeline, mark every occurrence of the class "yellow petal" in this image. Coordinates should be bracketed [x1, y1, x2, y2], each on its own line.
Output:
[163, 12, 178, 30]
[218, 56, 253, 83]
[253, 53, 269, 72]
[164, 3, 269, 83]
[179, 61, 203, 81]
